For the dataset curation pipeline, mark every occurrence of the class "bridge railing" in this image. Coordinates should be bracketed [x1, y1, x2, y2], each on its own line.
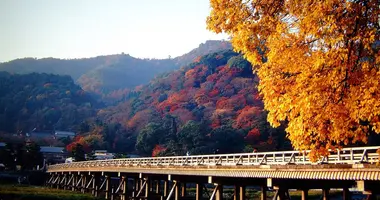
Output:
[48, 146, 380, 171]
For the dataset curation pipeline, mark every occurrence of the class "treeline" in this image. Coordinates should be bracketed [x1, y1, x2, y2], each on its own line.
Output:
[0, 50, 292, 157]
[0, 72, 99, 134]
[0, 142, 43, 171]
[92, 50, 291, 156]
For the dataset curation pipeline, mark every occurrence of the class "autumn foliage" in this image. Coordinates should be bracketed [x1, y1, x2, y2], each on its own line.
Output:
[152, 145, 167, 157]
[104, 51, 264, 129]
[207, 0, 380, 158]
[98, 50, 287, 155]
[66, 136, 91, 153]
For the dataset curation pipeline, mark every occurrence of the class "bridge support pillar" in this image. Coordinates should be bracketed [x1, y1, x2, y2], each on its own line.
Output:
[63, 174, 67, 190]
[301, 189, 308, 200]
[261, 186, 267, 200]
[196, 183, 203, 200]
[81, 174, 86, 193]
[181, 182, 186, 197]
[155, 180, 160, 194]
[72, 174, 77, 191]
[121, 176, 127, 200]
[342, 188, 350, 200]
[239, 186, 246, 200]
[233, 185, 246, 200]
[90, 174, 96, 196]
[322, 188, 330, 200]
[132, 178, 138, 197]
[273, 188, 290, 200]
[94, 185, 98, 197]
[215, 184, 223, 200]
[163, 180, 168, 198]
[175, 181, 180, 200]
[145, 178, 150, 199]
[105, 175, 111, 200]
[148, 178, 153, 192]
[56, 174, 61, 189]
[234, 185, 244, 200]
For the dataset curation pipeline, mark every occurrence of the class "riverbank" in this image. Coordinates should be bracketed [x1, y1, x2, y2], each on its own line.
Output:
[0, 185, 103, 200]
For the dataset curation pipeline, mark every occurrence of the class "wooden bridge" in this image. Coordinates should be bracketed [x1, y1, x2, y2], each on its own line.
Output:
[46, 146, 380, 200]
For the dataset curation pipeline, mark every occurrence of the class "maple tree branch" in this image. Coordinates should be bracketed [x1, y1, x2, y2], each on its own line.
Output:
[338, 7, 361, 103]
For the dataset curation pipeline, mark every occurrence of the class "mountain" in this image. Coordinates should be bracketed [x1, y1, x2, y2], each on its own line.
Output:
[0, 72, 98, 135]
[173, 40, 232, 66]
[0, 40, 232, 102]
[95, 50, 290, 156]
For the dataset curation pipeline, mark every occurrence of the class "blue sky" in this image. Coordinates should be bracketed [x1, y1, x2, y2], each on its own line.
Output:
[0, 0, 228, 62]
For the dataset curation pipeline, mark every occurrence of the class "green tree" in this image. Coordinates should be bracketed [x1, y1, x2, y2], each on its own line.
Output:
[71, 143, 86, 162]
[135, 123, 167, 156]
[177, 120, 209, 155]
[22, 142, 43, 170]
[227, 55, 252, 76]
[0, 143, 17, 170]
[209, 125, 244, 154]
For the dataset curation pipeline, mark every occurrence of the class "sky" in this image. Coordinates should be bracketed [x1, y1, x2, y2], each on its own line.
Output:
[0, 0, 228, 62]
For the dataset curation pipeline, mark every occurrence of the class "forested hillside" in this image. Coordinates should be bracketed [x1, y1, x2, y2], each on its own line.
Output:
[91, 50, 290, 156]
[0, 72, 98, 134]
[0, 40, 232, 103]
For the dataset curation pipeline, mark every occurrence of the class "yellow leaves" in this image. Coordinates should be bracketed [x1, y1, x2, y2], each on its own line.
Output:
[207, 0, 380, 159]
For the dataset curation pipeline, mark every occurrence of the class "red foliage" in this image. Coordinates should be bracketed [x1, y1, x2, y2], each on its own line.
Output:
[209, 89, 220, 97]
[234, 106, 261, 129]
[206, 74, 218, 82]
[101, 52, 265, 140]
[66, 136, 91, 153]
[170, 108, 195, 124]
[152, 144, 167, 157]
[194, 56, 202, 63]
[128, 109, 155, 130]
[185, 69, 196, 79]
[216, 97, 228, 109]
[195, 90, 210, 104]
[211, 118, 221, 129]
[244, 128, 260, 144]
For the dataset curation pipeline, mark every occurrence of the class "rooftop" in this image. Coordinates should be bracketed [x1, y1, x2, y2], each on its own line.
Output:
[55, 131, 75, 136]
[40, 146, 65, 153]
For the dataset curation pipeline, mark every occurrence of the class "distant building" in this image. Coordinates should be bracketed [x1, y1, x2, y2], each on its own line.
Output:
[54, 131, 75, 139]
[94, 150, 114, 160]
[40, 146, 67, 164]
[28, 132, 54, 139]
[65, 157, 74, 163]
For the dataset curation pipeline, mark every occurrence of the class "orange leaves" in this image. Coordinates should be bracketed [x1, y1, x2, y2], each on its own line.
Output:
[170, 108, 195, 124]
[244, 128, 260, 144]
[207, 0, 380, 158]
[66, 136, 91, 153]
[185, 69, 196, 79]
[128, 109, 157, 130]
[152, 144, 167, 157]
[209, 89, 220, 97]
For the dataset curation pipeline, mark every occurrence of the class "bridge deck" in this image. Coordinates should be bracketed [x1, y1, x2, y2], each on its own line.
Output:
[48, 146, 380, 181]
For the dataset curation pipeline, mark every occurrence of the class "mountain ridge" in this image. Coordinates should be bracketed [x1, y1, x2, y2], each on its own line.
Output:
[0, 40, 232, 102]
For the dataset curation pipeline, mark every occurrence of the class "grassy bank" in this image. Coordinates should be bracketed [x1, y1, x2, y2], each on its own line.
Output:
[0, 185, 103, 200]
